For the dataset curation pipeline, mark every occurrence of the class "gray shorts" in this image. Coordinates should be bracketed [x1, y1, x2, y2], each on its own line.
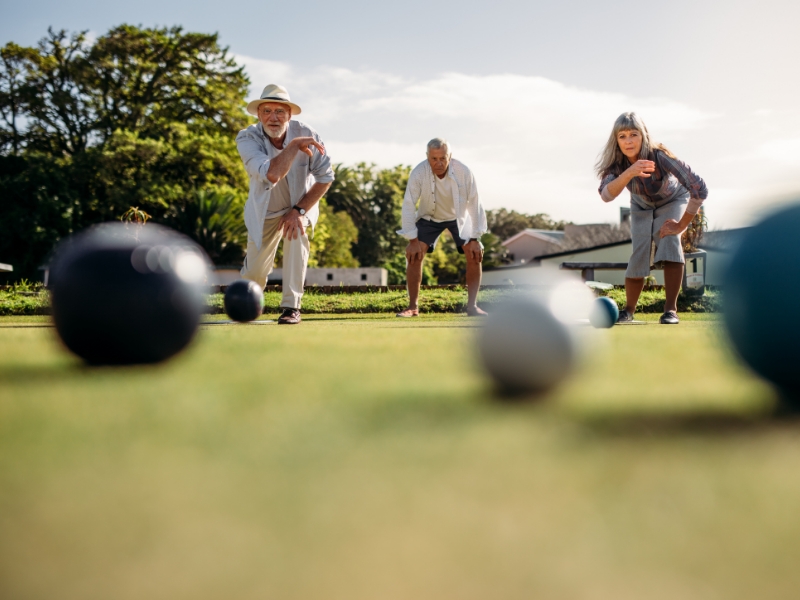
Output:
[627, 194, 688, 278]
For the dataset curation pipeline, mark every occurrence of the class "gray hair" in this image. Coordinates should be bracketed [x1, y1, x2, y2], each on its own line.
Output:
[595, 112, 674, 178]
[426, 137, 451, 157]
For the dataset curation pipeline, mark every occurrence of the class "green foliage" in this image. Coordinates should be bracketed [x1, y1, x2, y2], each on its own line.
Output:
[682, 207, 707, 253]
[326, 163, 410, 268]
[309, 198, 359, 268]
[486, 207, 568, 242]
[166, 189, 247, 265]
[382, 251, 437, 286]
[119, 206, 152, 224]
[0, 280, 48, 315]
[206, 287, 517, 315]
[0, 25, 250, 278]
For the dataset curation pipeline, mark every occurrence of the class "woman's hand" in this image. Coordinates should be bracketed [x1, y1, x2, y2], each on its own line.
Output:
[626, 160, 655, 179]
[659, 218, 685, 238]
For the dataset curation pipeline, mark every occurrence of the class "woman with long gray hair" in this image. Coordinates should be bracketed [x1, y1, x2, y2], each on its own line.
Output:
[596, 112, 708, 324]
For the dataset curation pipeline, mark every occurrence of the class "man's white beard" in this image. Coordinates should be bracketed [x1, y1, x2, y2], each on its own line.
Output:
[263, 122, 288, 139]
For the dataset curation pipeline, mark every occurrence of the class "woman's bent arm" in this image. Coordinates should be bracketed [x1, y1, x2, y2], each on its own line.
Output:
[599, 160, 655, 202]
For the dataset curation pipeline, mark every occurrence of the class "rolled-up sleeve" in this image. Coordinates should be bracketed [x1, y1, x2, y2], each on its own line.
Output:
[466, 170, 488, 238]
[659, 152, 708, 214]
[397, 168, 423, 240]
[598, 172, 617, 202]
[309, 132, 335, 185]
[236, 130, 273, 189]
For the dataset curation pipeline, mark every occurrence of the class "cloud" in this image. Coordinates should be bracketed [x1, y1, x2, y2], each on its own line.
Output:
[236, 54, 800, 229]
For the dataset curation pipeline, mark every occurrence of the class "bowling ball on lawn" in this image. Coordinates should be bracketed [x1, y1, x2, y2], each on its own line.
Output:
[224, 279, 264, 322]
[49, 222, 210, 365]
[590, 296, 620, 328]
[722, 203, 800, 401]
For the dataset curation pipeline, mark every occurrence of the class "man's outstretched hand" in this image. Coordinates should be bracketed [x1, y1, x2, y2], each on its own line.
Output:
[291, 137, 325, 157]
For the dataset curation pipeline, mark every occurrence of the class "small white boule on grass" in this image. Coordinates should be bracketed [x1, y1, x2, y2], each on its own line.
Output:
[477, 295, 580, 397]
[476, 266, 596, 398]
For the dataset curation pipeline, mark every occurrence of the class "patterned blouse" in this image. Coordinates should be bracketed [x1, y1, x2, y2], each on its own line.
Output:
[599, 150, 708, 215]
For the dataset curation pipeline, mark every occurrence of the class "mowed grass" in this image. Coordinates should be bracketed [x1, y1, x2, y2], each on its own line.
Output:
[1, 312, 798, 600]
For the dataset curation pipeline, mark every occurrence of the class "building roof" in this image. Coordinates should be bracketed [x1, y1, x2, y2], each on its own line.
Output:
[535, 239, 633, 260]
[501, 228, 565, 247]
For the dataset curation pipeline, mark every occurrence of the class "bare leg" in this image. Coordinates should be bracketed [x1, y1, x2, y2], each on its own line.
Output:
[465, 253, 483, 311]
[624, 277, 646, 315]
[663, 261, 684, 313]
[406, 251, 425, 310]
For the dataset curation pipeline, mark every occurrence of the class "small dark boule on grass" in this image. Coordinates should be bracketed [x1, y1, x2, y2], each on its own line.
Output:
[723, 203, 800, 404]
[224, 280, 264, 322]
[49, 222, 210, 365]
[590, 296, 619, 328]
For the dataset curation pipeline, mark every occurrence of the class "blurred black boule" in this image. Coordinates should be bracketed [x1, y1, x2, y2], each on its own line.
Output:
[49, 222, 210, 365]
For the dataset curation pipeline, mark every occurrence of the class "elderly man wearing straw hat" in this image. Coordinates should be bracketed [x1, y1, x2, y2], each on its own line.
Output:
[236, 84, 334, 324]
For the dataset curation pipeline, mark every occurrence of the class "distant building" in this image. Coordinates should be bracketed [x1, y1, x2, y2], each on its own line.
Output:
[501, 229, 564, 265]
[484, 221, 746, 287]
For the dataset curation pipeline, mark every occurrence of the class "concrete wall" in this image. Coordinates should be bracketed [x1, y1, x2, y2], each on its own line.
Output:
[210, 267, 388, 287]
[305, 268, 388, 286]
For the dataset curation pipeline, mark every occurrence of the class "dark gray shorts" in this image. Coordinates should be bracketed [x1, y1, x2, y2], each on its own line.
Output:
[416, 218, 468, 253]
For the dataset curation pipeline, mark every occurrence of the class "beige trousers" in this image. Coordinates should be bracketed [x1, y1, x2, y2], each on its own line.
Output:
[241, 215, 309, 309]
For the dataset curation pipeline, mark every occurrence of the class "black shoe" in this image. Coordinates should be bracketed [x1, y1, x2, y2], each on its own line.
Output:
[617, 310, 634, 323]
[278, 308, 301, 325]
[659, 311, 679, 325]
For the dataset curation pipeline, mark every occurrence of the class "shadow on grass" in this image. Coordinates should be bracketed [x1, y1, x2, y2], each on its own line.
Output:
[0, 360, 172, 385]
[572, 401, 800, 438]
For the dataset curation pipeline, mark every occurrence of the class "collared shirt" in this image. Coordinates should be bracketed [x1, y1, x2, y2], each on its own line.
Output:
[426, 173, 457, 222]
[236, 120, 334, 248]
[599, 149, 709, 214]
[397, 158, 488, 241]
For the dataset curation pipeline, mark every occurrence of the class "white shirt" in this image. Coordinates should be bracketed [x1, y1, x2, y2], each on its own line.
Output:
[424, 172, 457, 222]
[397, 158, 488, 241]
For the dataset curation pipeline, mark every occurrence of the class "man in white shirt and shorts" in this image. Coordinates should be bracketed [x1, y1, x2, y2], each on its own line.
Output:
[396, 138, 489, 317]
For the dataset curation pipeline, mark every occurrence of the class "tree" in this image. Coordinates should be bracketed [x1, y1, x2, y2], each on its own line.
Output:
[486, 208, 568, 242]
[309, 198, 359, 268]
[0, 25, 250, 279]
[167, 189, 246, 265]
[325, 163, 410, 268]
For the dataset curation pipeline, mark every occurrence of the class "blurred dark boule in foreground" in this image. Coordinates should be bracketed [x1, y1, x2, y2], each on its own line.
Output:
[50, 222, 210, 365]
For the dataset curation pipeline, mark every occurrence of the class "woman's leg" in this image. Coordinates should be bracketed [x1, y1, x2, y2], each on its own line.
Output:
[625, 277, 646, 314]
[663, 261, 684, 313]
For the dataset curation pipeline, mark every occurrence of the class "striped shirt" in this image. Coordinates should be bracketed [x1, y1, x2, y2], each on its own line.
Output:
[599, 150, 708, 214]
[236, 120, 334, 249]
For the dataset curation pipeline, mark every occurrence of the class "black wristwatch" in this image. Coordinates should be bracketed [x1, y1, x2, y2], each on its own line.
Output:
[292, 206, 306, 216]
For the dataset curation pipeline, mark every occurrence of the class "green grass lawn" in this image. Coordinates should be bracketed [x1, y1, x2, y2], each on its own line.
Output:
[1, 312, 797, 600]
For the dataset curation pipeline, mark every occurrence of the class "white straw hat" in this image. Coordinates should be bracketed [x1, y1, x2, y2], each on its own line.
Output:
[246, 84, 302, 116]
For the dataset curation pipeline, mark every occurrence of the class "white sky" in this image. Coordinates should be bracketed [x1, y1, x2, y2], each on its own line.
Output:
[3, 0, 800, 229]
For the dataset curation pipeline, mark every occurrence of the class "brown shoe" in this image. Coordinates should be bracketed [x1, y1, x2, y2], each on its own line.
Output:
[278, 308, 301, 325]
[466, 306, 488, 317]
[396, 308, 419, 318]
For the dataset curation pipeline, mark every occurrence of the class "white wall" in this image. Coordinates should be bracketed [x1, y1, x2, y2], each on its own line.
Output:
[484, 243, 729, 286]
[210, 267, 388, 287]
[539, 243, 639, 285]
